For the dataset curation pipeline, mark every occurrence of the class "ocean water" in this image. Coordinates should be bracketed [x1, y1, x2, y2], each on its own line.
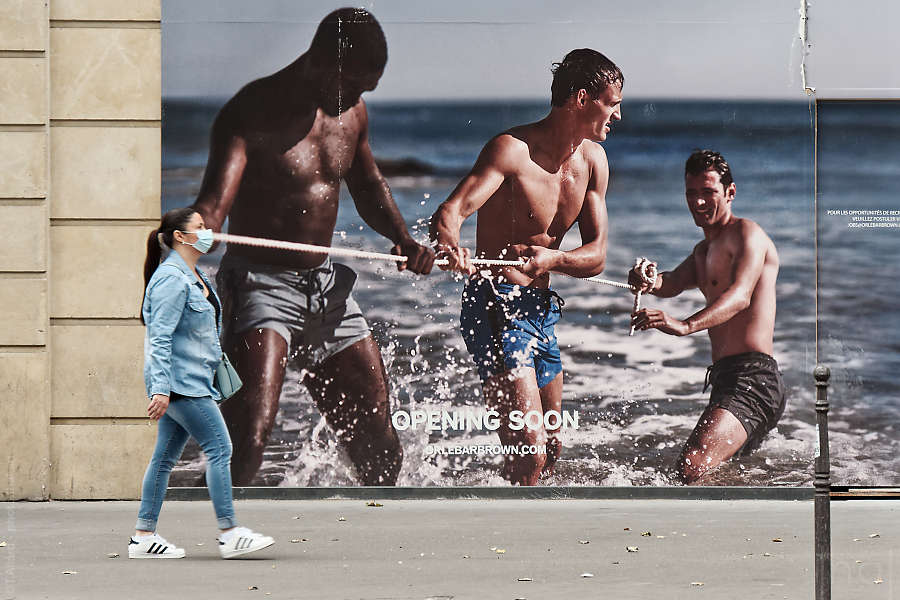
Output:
[816, 101, 900, 486]
[163, 98, 825, 487]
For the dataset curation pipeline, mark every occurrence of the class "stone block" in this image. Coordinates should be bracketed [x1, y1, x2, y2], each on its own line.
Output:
[50, 28, 160, 120]
[51, 126, 159, 219]
[0, 131, 46, 197]
[50, 0, 160, 22]
[0, 277, 47, 345]
[0, 203, 46, 271]
[51, 224, 152, 318]
[0, 351, 50, 500]
[0, 0, 47, 51]
[52, 324, 146, 417]
[0, 58, 47, 124]
[50, 422, 155, 499]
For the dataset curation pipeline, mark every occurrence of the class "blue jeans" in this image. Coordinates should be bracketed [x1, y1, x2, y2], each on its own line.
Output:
[135, 395, 237, 531]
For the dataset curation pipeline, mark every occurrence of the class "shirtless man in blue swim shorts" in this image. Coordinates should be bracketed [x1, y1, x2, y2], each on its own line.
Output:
[430, 49, 623, 485]
[630, 150, 785, 484]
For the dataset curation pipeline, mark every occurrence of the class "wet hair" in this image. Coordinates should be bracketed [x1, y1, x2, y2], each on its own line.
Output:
[308, 7, 387, 73]
[685, 149, 734, 190]
[550, 48, 624, 107]
[140, 206, 196, 324]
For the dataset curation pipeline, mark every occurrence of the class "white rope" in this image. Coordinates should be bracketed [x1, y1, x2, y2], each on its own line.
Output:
[629, 257, 658, 336]
[582, 275, 633, 290]
[213, 232, 634, 289]
[213, 232, 523, 267]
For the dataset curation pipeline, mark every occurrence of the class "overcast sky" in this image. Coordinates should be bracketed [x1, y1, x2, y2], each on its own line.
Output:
[162, 0, 899, 101]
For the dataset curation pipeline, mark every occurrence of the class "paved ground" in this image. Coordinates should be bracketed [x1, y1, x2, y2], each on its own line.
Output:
[0, 499, 896, 599]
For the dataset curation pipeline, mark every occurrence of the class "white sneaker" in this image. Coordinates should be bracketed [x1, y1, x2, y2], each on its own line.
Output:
[218, 527, 275, 559]
[128, 533, 186, 559]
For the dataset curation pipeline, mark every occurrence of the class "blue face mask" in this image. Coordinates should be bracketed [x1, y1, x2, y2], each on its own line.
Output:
[178, 228, 214, 254]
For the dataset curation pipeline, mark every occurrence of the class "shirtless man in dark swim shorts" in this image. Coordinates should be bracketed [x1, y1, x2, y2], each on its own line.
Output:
[630, 149, 785, 484]
[193, 8, 434, 486]
[431, 49, 623, 486]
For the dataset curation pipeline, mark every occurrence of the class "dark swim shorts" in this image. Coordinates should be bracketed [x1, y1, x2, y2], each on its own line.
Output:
[704, 351, 787, 454]
[460, 276, 564, 389]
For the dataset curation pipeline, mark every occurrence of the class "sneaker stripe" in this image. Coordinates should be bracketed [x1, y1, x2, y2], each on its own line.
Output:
[159, 545, 168, 554]
[148, 542, 157, 553]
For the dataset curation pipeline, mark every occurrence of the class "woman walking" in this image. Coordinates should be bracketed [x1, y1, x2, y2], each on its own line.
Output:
[130, 207, 273, 559]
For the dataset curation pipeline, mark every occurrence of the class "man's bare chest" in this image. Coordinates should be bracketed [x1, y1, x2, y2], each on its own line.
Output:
[695, 242, 736, 298]
[507, 164, 589, 230]
[248, 116, 361, 181]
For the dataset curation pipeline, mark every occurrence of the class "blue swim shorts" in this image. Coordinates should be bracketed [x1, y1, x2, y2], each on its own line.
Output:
[460, 277, 564, 388]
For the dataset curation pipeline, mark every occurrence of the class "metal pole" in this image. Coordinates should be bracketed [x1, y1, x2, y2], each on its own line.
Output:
[814, 364, 831, 600]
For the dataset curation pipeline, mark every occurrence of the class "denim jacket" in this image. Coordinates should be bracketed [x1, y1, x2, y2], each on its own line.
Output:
[143, 251, 222, 400]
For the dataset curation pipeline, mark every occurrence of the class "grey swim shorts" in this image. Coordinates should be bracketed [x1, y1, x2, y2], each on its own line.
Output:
[216, 253, 371, 367]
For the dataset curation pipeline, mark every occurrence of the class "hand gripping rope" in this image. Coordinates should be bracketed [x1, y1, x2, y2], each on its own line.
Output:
[629, 257, 658, 337]
[212, 231, 639, 292]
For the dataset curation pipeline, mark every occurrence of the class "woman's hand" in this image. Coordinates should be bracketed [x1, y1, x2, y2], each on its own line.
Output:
[147, 394, 170, 420]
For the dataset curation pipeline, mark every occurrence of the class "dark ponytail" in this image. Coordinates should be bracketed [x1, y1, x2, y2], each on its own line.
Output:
[140, 207, 196, 324]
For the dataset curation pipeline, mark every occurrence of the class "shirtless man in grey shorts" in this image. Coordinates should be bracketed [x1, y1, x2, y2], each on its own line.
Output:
[193, 8, 434, 486]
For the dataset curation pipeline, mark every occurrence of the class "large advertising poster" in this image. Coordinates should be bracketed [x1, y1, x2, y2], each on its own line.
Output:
[817, 101, 900, 486]
[162, 1, 815, 487]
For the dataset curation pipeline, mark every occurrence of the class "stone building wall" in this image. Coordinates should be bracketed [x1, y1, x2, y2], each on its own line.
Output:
[1, 0, 160, 500]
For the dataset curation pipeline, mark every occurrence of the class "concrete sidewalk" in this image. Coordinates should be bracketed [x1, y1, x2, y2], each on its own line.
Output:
[1, 499, 896, 599]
